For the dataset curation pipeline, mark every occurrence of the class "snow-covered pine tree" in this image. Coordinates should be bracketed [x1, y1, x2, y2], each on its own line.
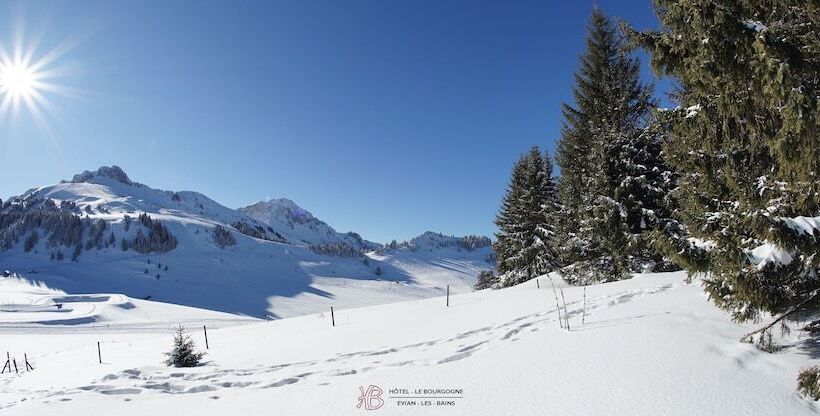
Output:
[473, 270, 498, 290]
[493, 157, 526, 279]
[531, 149, 561, 277]
[607, 120, 680, 272]
[493, 146, 560, 286]
[212, 224, 236, 248]
[166, 325, 205, 367]
[629, 1, 820, 328]
[23, 230, 38, 252]
[309, 242, 363, 258]
[556, 8, 674, 284]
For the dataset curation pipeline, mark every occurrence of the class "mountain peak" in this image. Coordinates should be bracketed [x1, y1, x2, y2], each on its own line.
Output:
[243, 197, 316, 225]
[239, 198, 380, 250]
[70, 165, 133, 186]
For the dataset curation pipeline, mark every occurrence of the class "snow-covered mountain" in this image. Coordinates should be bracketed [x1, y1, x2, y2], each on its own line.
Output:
[238, 198, 380, 251]
[0, 166, 494, 318]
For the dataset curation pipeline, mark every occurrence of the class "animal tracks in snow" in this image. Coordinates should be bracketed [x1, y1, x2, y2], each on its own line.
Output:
[3, 283, 677, 409]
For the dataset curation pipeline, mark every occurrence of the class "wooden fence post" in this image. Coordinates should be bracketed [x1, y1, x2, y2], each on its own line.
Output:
[97, 341, 102, 364]
[582, 286, 587, 325]
[446, 285, 450, 307]
[550, 279, 563, 329]
[331, 306, 335, 327]
[536, 279, 540, 289]
[560, 288, 570, 331]
[203, 325, 210, 349]
[1, 352, 9, 374]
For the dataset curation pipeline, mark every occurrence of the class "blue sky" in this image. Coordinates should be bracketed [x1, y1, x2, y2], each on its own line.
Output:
[0, 0, 668, 243]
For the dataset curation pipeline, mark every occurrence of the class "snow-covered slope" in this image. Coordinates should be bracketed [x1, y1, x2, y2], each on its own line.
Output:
[0, 276, 255, 328]
[368, 231, 493, 293]
[239, 198, 380, 250]
[0, 166, 494, 318]
[1, 271, 816, 415]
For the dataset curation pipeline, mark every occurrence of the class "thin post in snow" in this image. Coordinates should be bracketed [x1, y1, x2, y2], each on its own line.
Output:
[446, 285, 450, 307]
[536, 279, 540, 289]
[582, 285, 587, 325]
[12, 358, 17, 374]
[97, 341, 102, 364]
[560, 288, 570, 331]
[550, 278, 563, 329]
[331, 306, 335, 327]
[203, 325, 209, 349]
[24, 354, 33, 371]
[1, 351, 9, 374]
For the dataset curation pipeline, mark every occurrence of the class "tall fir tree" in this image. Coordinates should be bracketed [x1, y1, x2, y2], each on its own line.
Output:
[493, 146, 560, 287]
[556, 8, 676, 284]
[630, 1, 820, 331]
[493, 157, 527, 281]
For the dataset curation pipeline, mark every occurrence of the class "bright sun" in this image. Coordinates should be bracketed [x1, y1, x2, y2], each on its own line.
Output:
[0, 62, 37, 99]
[0, 27, 78, 124]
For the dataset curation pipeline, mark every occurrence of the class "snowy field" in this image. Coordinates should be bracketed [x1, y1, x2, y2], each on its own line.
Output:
[1, 271, 817, 415]
[0, 277, 256, 329]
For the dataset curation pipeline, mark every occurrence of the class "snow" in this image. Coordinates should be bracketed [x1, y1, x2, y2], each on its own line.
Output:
[0, 276, 255, 327]
[780, 215, 820, 237]
[688, 237, 716, 251]
[0, 271, 817, 415]
[749, 242, 794, 270]
[239, 198, 379, 250]
[742, 215, 819, 270]
[1, 168, 494, 319]
[600, 195, 627, 218]
[685, 104, 701, 118]
[4, 167, 816, 413]
[744, 20, 768, 32]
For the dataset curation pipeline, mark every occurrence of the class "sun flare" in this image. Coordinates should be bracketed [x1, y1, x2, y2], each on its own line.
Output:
[0, 61, 37, 99]
[0, 27, 80, 125]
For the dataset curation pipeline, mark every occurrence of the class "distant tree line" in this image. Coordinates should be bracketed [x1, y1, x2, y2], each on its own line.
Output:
[231, 221, 287, 243]
[122, 213, 178, 254]
[0, 198, 178, 260]
[459, 235, 493, 251]
[310, 242, 364, 258]
[212, 224, 236, 248]
[377, 232, 492, 254]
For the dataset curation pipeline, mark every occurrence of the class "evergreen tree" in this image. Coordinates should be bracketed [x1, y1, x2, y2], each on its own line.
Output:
[24, 230, 39, 252]
[212, 225, 236, 248]
[630, 1, 820, 328]
[556, 8, 673, 284]
[529, 149, 561, 276]
[310, 242, 364, 258]
[166, 325, 205, 367]
[607, 121, 680, 272]
[493, 157, 526, 278]
[474, 270, 498, 290]
[493, 146, 560, 286]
